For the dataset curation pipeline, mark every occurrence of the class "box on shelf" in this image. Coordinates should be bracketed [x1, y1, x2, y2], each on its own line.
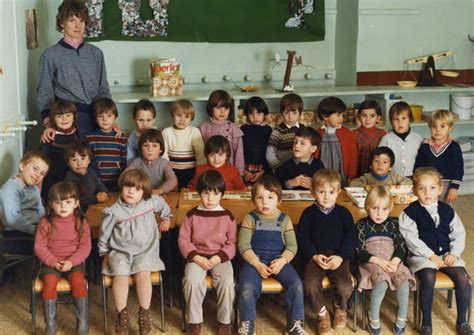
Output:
[149, 58, 183, 97]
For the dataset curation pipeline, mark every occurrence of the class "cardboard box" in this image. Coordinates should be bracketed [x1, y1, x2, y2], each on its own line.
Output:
[149, 58, 183, 96]
[150, 58, 180, 77]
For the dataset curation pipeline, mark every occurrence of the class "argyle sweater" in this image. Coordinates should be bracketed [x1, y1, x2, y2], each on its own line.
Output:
[266, 123, 300, 169]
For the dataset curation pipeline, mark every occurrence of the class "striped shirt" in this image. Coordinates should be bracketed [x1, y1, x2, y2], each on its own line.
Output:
[86, 129, 127, 188]
[162, 126, 206, 170]
[36, 39, 110, 119]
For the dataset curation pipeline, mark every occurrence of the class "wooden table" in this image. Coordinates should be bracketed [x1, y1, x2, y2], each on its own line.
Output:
[85, 192, 180, 238]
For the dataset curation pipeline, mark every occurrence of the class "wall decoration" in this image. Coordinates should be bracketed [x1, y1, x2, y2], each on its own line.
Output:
[85, 0, 325, 43]
[25, 9, 38, 49]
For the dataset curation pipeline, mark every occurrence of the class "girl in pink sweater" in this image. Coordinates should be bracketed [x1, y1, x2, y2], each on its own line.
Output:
[178, 170, 237, 335]
[34, 181, 91, 335]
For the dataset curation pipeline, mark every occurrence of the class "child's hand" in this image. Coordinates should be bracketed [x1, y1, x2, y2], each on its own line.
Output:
[113, 124, 124, 138]
[102, 254, 109, 268]
[243, 170, 254, 183]
[61, 260, 73, 272]
[300, 176, 312, 189]
[96, 192, 108, 202]
[253, 170, 265, 182]
[269, 257, 287, 275]
[387, 257, 401, 272]
[53, 262, 63, 272]
[429, 254, 446, 269]
[209, 255, 221, 268]
[254, 261, 271, 278]
[326, 255, 343, 270]
[159, 218, 171, 232]
[153, 188, 164, 196]
[288, 176, 302, 188]
[312, 254, 330, 270]
[193, 255, 213, 270]
[40, 128, 56, 144]
[444, 254, 458, 267]
[446, 188, 458, 203]
[374, 258, 396, 273]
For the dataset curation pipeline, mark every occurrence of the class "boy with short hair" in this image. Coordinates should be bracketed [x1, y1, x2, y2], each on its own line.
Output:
[86, 97, 127, 191]
[126, 99, 158, 165]
[352, 100, 387, 177]
[64, 141, 108, 212]
[275, 126, 324, 190]
[266, 93, 304, 169]
[297, 169, 356, 335]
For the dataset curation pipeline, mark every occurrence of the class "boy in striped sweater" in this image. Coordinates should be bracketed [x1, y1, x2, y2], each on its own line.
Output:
[162, 100, 206, 189]
[86, 98, 127, 191]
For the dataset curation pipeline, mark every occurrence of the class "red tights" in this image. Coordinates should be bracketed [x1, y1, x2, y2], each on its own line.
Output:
[42, 272, 87, 300]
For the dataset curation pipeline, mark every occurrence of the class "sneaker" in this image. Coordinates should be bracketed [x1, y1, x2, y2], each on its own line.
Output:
[188, 323, 202, 335]
[333, 308, 347, 330]
[218, 322, 232, 335]
[317, 312, 331, 335]
[237, 320, 256, 335]
[420, 325, 433, 335]
[456, 322, 473, 335]
[287, 320, 307, 335]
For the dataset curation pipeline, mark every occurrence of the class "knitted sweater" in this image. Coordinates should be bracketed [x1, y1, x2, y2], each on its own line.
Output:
[178, 207, 237, 262]
[266, 123, 300, 169]
[241, 123, 272, 169]
[36, 39, 110, 120]
[238, 209, 297, 265]
[65, 167, 108, 211]
[127, 157, 178, 193]
[187, 163, 246, 191]
[275, 157, 325, 190]
[199, 119, 245, 174]
[162, 126, 206, 170]
[353, 126, 387, 176]
[315, 126, 358, 181]
[297, 204, 356, 260]
[34, 214, 91, 267]
[379, 130, 423, 177]
[349, 171, 412, 187]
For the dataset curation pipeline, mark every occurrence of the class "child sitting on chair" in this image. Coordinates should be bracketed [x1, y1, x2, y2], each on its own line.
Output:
[34, 182, 91, 335]
[178, 170, 237, 335]
[237, 175, 306, 335]
[98, 169, 171, 334]
[349, 146, 412, 187]
[297, 169, 356, 335]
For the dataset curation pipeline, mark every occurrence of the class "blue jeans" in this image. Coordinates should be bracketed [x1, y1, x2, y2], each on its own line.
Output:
[238, 261, 304, 321]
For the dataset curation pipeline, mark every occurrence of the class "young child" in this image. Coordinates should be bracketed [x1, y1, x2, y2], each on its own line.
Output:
[237, 175, 306, 335]
[199, 90, 244, 174]
[178, 170, 237, 335]
[98, 169, 171, 334]
[349, 146, 412, 187]
[64, 141, 109, 212]
[315, 96, 358, 186]
[399, 167, 473, 335]
[353, 100, 387, 177]
[379, 101, 423, 177]
[86, 97, 127, 191]
[275, 126, 324, 190]
[1, 150, 49, 254]
[414, 109, 463, 203]
[34, 181, 91, 335]
[39, 100, 84, 201]
[127, 128, 178, 195]
[356, 186, 416, 335]
[162, 99, 206, 189]
[297, 169, 356, 335]
[126, 99, 157, 165]
[187, 135, 245, 191]
[240, 96, 273, 184]
[266, 93, 304, 169]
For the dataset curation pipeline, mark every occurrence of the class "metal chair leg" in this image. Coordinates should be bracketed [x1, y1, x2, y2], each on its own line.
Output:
[352, 289, 358, 332]
[448, 289, 453, 308]
[159, 272, 166, 332]
[31, 287, 36, 335]
[102, 276, 108, 334]
[362, 290, 366, 330]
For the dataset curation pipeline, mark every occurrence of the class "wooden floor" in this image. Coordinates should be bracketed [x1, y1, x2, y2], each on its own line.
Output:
[1, 195, 473, 334]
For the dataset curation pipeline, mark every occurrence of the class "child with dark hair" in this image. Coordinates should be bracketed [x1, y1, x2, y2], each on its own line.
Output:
[275, 126, 324, 190]
[35, 181, 91, 335]
[187, 135, 245, 191]
[199, 90, 244, 174]
[237, 175, 306, 335]
[315, 96, 358, 186]
[127, 128, 178, 196]
[240, 96, 273, 184]
[64, 141, 108, 212]
[86, 97, 127, 191]
[379, 102, 423, 177]
[350, 146, 412, 187]
[266, 93, 304, 169]
[353, 100, 387, 176]
[127, 99, 158, 165]
[178, 170, 237, 335]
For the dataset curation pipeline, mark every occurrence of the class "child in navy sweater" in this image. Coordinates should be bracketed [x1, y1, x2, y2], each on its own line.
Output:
[297, 168, 356, 334]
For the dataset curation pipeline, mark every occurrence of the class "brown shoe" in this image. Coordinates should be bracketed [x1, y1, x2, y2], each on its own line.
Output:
[188, 323, 202, 335]
[218, 322, 232, 335]
[317, 311, 331, 335]
[138, 306, 152, 335]
[114, 307, 129, 335]
[333, 308, 347, 330]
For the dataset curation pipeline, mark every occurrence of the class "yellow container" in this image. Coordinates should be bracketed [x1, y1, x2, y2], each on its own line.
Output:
[410, 104, 423, 121]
